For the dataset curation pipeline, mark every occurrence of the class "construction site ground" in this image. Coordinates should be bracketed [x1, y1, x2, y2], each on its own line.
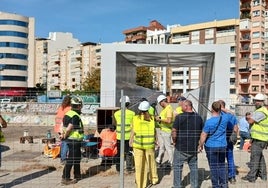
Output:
[0, 125, 268, 188]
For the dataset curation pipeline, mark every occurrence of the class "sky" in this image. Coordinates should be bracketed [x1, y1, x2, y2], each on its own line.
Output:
[1, 0, 239, 43]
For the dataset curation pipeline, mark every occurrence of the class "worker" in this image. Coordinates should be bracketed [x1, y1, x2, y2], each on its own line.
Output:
[60, 96, 84, 185]
[140, 97, 156, 116]
[130, 101, 158, 187]
[242, 93, 268, 182]
[114, 95, 135, 172]
[155, 94, 174, 168]
[99, 124, 117, 159]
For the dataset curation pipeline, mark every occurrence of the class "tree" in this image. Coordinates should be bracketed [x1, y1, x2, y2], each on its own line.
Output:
[82, 68, 101, 93]
[136, 66, 154, 89]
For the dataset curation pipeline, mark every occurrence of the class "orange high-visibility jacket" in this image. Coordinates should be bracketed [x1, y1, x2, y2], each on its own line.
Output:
[99, 129, 117, 157]
[54, 106, 71, 133]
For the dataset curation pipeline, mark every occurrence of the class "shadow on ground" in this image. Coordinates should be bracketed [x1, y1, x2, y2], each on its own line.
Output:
[0, 166, 56, 188]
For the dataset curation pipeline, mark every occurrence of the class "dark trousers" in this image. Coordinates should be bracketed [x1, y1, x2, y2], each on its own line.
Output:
[246, 139, 268, 181]
[226, 142, 236, 179]
[205, 146, 228, 188]
[115, 140, 133, 171]
[62, 140, 82, 179]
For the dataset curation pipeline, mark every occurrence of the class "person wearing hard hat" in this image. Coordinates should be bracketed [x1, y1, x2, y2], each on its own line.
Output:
[155, 94, 174, 168]
[113, 96, 135, 172]
[140, 97, 155, 116]
[61, 96, 84, 185]
[129, 101, 159, 187]
[242, 93, 268, 183]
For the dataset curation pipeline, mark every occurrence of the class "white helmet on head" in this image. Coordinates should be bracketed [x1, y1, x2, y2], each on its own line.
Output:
[254, 93, 266, 101]
[71, 96, 83, 105]
[138, 101, 150, 111]
[157, 95, 167, 103]
[119, 95, 130, 103]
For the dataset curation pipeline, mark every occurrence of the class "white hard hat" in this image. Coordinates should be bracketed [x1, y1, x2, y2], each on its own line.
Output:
[254, 93, 266, 101]
[71, 96, 83, 105]
[119, 96, 130, 103]
[138, 101, 150, 111]
[157, 95, 167, 103]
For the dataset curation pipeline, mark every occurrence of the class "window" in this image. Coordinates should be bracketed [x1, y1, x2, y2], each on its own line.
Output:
[205, 29, 214, 35]
[0, 20, 28, 27]
[252, 53, 260, 59]
[0, 31, 28, 38]
[252, 42, 260, 49]
[230, 46, 235, 53]
[252, 75, 259, 81]
[191, 40, 199, 44]
[191, 31, 199, 37]
[253, 10, 260, 17]
[205, 39, 213, 44]
[252, 21, 261, 27]
[252, 85, 259, 92]
[252, 32, 260, 38]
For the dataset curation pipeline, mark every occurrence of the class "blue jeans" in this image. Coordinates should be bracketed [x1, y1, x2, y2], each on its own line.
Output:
[205, 146, 227, 188]
[226, 142, 236, 179]
[246, 139, 267, 181]
[173, 149, 198, 188]
[239, 131, 250, 150]
[60, 140, 68, 161]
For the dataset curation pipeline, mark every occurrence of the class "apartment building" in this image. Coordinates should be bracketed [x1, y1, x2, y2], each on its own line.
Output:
[239, 0, 268, 102]
[35, 32, 80, 91]
[146, 24, 180, 93]
[123, 20, 166, 44]
[0, 11, 35, 95]
[123, 19, 240, 103]
[171, 19, 240, 102]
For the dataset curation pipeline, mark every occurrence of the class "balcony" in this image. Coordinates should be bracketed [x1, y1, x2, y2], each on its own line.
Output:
[239, 68, 251, 74]
[239, 78, 250, 85]
[125, 34, 146, 43]
[240, 47, 250, 53]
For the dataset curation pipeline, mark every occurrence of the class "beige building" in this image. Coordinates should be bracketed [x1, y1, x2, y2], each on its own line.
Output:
[0, 11, 35, 91]
[170, 19, 239, 103]
[239, 0, 268, 102]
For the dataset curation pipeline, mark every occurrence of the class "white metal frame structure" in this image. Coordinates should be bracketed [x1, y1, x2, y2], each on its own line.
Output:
[101, 43, 230, 118]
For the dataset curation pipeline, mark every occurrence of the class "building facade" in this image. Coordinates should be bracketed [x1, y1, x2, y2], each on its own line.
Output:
[0, 11, 35, 96]
[171, 19, 239, 103]
[239, 0, 268, 102]
[124, 19, 240, 103]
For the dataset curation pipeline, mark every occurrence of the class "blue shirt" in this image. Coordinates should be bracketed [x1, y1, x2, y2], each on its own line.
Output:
[221, 112, 238, 139]
[239, 117, 250, 133]
[203, 115, 228, 148]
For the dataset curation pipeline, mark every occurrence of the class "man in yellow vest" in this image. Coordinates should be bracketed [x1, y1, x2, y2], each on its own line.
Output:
[60, 96, 84, 185]
[114, 95, 135, 172]
[155, 94, 174, 168]
[242, 93, 268, 183]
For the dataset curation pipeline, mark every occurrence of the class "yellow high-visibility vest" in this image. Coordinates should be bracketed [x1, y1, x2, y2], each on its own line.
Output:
[251, 106, 268, 142]
[132, 115, 155, 149]
[114, 109, 135, 140]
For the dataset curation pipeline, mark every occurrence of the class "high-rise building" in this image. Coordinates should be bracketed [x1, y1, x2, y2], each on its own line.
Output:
[35, 32, 81, 91]
[239, 0, 267, 102]
[0, 11, 35, 96]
